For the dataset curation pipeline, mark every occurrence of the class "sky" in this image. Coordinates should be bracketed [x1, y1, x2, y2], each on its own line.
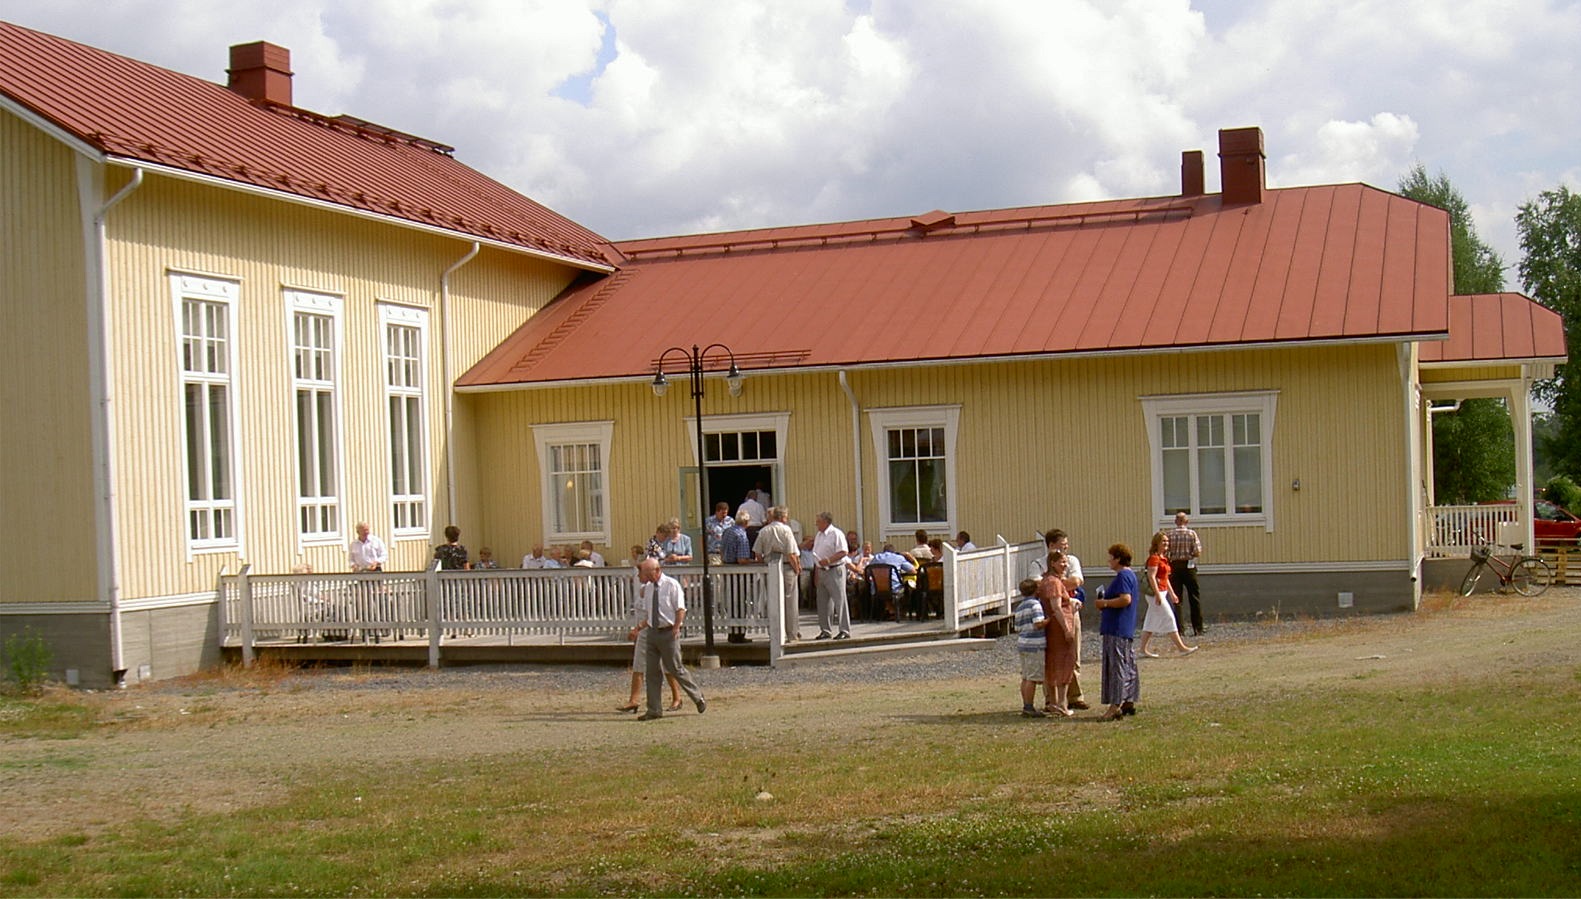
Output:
[3, 0, 1578, 289]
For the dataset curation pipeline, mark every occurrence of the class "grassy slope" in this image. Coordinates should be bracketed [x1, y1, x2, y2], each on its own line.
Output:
[2, 591, 1579, 897]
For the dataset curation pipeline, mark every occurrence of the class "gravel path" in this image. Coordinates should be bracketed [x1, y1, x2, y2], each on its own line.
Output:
[138, 607, 1379, 695]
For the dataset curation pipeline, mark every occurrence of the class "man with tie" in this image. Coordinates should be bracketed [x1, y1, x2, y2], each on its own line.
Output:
[630, 558, 707, 720]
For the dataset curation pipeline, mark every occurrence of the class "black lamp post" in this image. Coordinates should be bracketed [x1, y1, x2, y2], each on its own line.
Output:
[652, 344, 743, 662]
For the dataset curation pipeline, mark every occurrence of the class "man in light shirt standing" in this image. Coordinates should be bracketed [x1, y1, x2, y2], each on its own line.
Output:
[348, 522, 387, 571]
[630, 558, 707, 720]
[812, 512, 852, 640]
[753, 506, 802, 641]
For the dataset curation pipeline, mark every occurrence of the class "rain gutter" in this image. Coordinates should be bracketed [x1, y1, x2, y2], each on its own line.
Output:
[78, 161, 144, 686]
[440, 242, 481, 525]
[838, 370, 865, 540]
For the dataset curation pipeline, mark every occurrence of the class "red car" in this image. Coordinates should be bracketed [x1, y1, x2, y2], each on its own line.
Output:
[1482, 500, 1581, 548]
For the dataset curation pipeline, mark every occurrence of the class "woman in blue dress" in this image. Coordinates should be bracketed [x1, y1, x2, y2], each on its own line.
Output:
[1092, 543, 1139, 720]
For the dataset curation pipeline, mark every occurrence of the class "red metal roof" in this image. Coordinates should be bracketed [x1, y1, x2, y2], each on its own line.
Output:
[461, 183, 1463, 388]
[0, 21, 613, 269]
[1419, 293, 1568, 364]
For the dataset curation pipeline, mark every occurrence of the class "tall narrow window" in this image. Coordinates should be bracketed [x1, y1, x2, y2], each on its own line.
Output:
[382, 305, 428, 536]
[867, 406, 960, 539]
[1142, 391, 1277, 530]
[288, 291, 342, 541]
[532, 421, 614, 543]
[173, 274, 240, 551]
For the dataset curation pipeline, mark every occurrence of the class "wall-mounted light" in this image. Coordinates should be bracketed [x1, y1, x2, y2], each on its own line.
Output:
[1292, 478, 1302, 491]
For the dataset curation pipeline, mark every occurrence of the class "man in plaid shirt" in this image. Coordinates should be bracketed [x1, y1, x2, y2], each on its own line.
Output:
[1166, 512, 1204, 636]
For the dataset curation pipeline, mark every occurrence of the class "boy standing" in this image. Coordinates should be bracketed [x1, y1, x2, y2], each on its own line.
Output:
[1014, 578, 1049, 717]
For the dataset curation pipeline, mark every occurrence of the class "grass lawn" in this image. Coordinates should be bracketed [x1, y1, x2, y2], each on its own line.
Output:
[3, 592, 1580, 896]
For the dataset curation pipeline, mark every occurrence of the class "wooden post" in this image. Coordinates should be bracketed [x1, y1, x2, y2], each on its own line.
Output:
[427, 561, 442, 669]
[767, 561, 784, 668]
[237, 563, 255, 668]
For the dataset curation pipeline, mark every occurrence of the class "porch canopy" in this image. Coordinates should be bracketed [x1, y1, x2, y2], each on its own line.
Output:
[1420, 293, 1568, 556]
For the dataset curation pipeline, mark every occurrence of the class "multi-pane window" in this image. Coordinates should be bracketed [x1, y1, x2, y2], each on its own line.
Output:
[288, 293, 341, 541]
[703, 430, 777, 462]
[532, 421, 614, 542]
[548, 442, 604, 534]
[1146, 391, 1276, 526]
[887, 426, 948, 524]
[382, 305, 427, 536]
[868, 406, 960, 535]
[174, 275, 239, 550]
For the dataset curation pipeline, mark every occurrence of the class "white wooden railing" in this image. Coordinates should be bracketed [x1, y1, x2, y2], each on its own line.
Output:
[219, 562, 785, 667]
[946, 537, 1044, 627]
[1424, 504, 1520, 558]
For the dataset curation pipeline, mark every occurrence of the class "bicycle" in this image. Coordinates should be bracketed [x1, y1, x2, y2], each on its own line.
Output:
[1459, 544, 1553, 597]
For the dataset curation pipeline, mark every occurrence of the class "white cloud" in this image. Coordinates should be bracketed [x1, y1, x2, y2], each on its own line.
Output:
[3, 0, 1579, 271]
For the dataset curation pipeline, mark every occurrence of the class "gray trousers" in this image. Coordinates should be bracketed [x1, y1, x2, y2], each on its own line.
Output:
[815, 566, 851, 636]
[771, 557, 801, 640]
[645, 625, 704, 716]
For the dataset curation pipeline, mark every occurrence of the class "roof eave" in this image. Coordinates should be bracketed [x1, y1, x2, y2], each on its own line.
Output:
[456, 332, 1446, 393]
[0, 92, 106, 161]
[104, 156, 616, 273]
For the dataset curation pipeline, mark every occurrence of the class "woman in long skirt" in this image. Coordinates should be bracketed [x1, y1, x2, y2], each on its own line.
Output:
[1093, 543, 1140, 720]
[1039, 551, 1080, 716]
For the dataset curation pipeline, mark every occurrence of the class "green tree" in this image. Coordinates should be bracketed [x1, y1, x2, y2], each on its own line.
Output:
[1430, 398, 1514, 504]
[1399, 165, 1513, 501]
[1517, 185, 1581, 480]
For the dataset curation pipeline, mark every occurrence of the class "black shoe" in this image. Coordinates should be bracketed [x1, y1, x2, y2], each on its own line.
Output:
[727, 633, 750, 644]
[834, 633, 850, 640]
[1121, 702, 1136, 716]
[637, 712, 663, 721]
[815, 632, 832, 640]
[695, 698, 707, 715]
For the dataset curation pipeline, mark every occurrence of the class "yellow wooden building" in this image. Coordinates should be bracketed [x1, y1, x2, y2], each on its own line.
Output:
[1, 22, 1566, 685]
[1, 24, 612, 685]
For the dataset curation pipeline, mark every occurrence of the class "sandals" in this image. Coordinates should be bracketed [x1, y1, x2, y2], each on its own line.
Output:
[617, 703, 639, 713]
[667, 701, 684, 712]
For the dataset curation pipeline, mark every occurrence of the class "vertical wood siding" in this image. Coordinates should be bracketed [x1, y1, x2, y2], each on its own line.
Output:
[473, 343, 1408, 568]
[0, 109, 97, 603]
[99, 173, 578, 599]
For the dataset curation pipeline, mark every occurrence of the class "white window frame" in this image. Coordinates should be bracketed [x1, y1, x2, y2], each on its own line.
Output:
[681, 411, 791, 504]
[867, 405, 961, 538]
[286, 290, 345, 546]
[1140, 390, 1278, 532]
[532, 420, 614, 544]
[381, 304, 430, 539]
[171, 273, 242, 555]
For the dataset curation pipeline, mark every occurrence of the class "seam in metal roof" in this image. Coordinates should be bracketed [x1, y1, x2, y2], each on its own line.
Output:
[0, 20, 614, 270]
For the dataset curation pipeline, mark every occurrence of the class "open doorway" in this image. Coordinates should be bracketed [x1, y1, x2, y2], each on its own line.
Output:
[708, 465, 774, 515]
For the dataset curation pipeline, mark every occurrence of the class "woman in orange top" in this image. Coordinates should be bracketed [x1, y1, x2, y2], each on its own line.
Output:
[1139, 531, 1198, 657]
[1039, 551, 1080, 716]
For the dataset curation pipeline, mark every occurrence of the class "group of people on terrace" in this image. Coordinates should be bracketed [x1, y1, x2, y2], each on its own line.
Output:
[1014, 514, 1206, 722]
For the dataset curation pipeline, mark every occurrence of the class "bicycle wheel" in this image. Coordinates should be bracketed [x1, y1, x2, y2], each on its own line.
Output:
[1459, 563, 1485, 596]
[1510, 557, 1553, 597]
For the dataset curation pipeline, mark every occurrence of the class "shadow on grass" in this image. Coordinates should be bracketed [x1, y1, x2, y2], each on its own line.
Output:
[681, 791, 1581, 898]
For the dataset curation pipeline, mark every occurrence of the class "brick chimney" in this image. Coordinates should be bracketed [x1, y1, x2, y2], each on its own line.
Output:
[1218, 126, 1265, 205]
[1181, 150, 1205, 197]
[227, 41, 292, 106]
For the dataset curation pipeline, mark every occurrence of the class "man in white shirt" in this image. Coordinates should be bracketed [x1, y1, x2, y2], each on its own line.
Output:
[1028, 528, 1089, 710]
[348, 522, 387, 571]
[521, 544, 549, 569]
[812, 512, 852, 640]
[739, 490, 767, 543]
[630, 558, 706, 720]
[578, 540, 606, 567]
[752, 506, 802, 641]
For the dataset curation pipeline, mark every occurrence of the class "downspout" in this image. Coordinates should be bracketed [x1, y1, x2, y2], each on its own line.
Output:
[838, 370, 864, 540]
[81, 162, 144, 686]
[439, 242, 480, 525]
